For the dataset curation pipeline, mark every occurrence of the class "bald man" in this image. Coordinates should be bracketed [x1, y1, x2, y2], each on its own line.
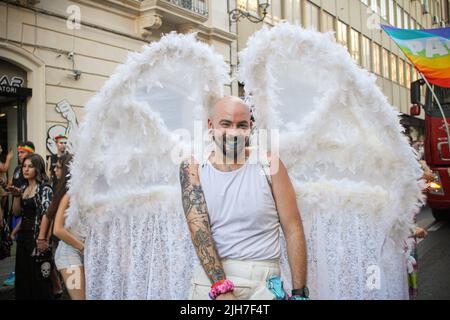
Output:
[179, 96, 308, 300]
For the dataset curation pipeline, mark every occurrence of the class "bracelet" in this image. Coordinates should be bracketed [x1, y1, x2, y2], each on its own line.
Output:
[289, 295, 310, 300]
[209, 279, 234, 300]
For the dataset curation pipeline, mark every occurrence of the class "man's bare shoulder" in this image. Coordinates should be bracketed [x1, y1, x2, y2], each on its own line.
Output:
[265, 151, 284, 175]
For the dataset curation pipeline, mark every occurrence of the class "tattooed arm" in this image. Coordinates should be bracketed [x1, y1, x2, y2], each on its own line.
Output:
[179, 159, 237, 300]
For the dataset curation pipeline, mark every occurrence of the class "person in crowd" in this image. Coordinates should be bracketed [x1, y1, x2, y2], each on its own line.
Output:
[46, 153, 86, 300]
[2, 141, 35, 287]
[10, 153, 53, 299]
[46, 134, 68, 189]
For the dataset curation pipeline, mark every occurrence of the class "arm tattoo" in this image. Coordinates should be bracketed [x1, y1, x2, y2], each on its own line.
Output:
[179, 160, 226, 283]
[180, 161, 208, 217]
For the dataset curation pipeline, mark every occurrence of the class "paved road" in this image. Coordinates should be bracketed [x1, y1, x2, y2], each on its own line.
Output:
[416, 206, 450, 300]
[0, 244, 15, 300]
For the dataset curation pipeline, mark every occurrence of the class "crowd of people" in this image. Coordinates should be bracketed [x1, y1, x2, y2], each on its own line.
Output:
[0, 136, 85, 300]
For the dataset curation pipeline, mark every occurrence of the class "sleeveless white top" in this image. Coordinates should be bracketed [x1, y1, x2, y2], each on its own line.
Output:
[198, 158, 281, 260]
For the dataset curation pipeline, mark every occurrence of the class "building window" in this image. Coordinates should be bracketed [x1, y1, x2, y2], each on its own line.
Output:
[237, 0, 247, 10]
[390, 53, 398, 82]
[405, 63, 411, 88]
[398, 59, 405, 86]
[305, 1, 320, 30]
[238, 0, 258, 14]
[388, 0, 395, 25]
[372, 42, 381, 75]
[362, 36, 371, 70]
[396, 6, 403, 28]
[167, 0, 208, 15]
[322, 11, 335, 32]
[293, 0, 301, 24]
[404, 12, 409, 29]
[248, 0, 259, 14]
[337, 21, 348, 49]
[370, 0, 378, 13]
[382, 48, 390, 78]
[435, 0, 442, 19]
[350, 29, 360, 64]
[380, 0, 387, 20]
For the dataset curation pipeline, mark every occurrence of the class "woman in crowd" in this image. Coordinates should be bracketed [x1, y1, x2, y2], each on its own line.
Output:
[46, 153, 85, 300]
[11, 153, 53, 299]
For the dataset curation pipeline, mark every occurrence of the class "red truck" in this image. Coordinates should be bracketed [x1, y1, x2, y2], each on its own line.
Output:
[410, 80, 450, 220]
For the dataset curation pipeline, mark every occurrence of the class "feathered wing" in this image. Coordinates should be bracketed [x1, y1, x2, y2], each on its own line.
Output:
[239, 23, 424, 299]
[66, 32, 229, 299]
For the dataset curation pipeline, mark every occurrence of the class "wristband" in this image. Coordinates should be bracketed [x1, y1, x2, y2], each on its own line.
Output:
[209, 279, 234, 300]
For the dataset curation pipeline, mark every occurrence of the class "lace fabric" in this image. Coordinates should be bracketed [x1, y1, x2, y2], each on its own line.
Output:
[84, 201, 198, 299]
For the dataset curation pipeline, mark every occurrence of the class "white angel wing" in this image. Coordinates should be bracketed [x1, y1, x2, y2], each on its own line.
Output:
[67, 32, 229, 299]
[239, 23, 424, 299]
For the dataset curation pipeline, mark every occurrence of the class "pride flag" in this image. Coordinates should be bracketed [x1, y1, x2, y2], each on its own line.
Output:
[382, 25, 450, 88]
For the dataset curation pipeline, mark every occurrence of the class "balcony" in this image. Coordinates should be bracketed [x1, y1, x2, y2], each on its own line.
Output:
[138, 0, 210, 39]
[162, 0, 208, 17]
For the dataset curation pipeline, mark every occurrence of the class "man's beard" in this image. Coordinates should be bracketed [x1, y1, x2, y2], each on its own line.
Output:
[213, 134, 249, 163]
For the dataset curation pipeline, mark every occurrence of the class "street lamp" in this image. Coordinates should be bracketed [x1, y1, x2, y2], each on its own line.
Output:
[229, 0, 270, 23]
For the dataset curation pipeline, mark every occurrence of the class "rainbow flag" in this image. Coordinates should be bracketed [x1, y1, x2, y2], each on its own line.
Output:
[382, 25, 450, 88]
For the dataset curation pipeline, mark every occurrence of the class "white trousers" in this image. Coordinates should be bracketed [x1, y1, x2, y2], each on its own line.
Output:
[189, 259, 281, 300]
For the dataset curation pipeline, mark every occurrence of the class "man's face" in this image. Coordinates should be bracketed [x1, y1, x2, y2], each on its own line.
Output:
[17, 150, 28, 164]
[208, 97, 252, 161]
[56, 139, 67, 154]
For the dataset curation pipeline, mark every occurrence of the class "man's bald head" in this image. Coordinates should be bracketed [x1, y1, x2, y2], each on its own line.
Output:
[209, 96, 251, 120]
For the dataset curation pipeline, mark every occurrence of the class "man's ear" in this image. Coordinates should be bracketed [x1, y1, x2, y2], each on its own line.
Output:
[207, 118, 213, 129]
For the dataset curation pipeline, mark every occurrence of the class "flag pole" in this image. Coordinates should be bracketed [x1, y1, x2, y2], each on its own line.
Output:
[418, 71, 450, 150]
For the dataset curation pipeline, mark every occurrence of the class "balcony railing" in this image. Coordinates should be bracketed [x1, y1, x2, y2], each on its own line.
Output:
[163, 0, 208, 16]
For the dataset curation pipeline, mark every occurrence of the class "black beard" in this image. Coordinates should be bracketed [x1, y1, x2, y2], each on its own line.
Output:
[213, 134, 249, 162]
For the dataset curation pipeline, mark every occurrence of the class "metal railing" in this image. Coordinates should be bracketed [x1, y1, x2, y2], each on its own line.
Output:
[163, 0, 209, 16]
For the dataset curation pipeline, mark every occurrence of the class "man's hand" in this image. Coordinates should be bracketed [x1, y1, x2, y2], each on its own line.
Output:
[415, 227, 428, 239]
[216, 292, 238, 300]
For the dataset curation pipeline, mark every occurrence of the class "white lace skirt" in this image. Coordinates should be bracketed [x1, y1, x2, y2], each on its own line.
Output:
[83, 209, 197, 300]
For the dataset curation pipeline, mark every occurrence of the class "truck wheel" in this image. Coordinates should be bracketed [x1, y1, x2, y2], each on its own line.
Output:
[431, 209, 449, 221]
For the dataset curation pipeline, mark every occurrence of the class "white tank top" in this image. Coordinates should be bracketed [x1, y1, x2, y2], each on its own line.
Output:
[198, 158, 281, 260]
